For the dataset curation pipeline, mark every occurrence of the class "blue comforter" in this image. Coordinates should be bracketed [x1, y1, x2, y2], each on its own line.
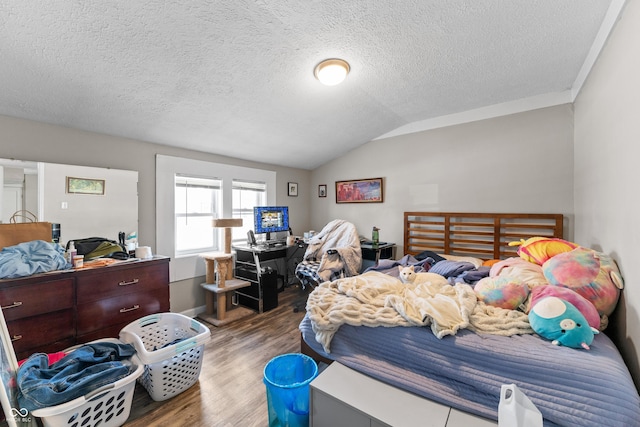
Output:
[0, 240, 70, 279]
[300, 314, 640, 426]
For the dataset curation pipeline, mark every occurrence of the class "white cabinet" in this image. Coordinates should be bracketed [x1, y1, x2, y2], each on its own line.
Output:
[310, 362, 497, 427]
[448, 409, 497, 427]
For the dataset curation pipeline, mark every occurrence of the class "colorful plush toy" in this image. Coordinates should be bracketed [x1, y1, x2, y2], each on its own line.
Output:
[528, 296, 598, 350]
[509, 237, 579, 265]
[542, 248, 624, 317]
[474, 276, 530, 310]
[529, 284, 601, 330]
[489, 257, 548, 287]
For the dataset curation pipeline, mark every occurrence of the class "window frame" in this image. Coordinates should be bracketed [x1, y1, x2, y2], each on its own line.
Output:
[174, 175, 223, 256]
[232, 179, 267, 245]
[156, 155, 276, 282]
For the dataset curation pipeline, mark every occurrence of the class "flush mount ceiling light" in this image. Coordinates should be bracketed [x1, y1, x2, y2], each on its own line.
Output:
[314, 58, 350, 86]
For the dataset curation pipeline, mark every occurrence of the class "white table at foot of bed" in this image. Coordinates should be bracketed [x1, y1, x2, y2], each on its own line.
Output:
[310, 362, 497, 427]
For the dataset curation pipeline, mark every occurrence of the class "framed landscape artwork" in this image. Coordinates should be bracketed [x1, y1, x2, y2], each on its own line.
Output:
[335, 177, 383, 203]
[66, 177, 105, 195]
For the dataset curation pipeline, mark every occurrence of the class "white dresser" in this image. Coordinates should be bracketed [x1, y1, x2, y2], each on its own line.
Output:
[309, 362, 498, 427]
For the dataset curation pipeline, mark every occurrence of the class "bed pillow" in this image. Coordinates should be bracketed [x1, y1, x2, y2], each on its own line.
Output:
[530, 284, 601, 330]
[490, 257, 548, 287]
[474, 276, 529, 310]
[483, 259, 501, 267]
[542, 248, 624, 317]
[509, 237, 579, 265]
[439, 254, 484, 269]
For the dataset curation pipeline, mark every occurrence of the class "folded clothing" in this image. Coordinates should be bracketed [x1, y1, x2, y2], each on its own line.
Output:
[17, 341, 136, 411]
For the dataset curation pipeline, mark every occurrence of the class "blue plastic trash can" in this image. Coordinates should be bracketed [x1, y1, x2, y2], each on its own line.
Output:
[263, 353, 319, 427]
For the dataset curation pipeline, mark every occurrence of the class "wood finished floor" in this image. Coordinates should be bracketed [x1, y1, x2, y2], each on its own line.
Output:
[124, 284, 310, 427]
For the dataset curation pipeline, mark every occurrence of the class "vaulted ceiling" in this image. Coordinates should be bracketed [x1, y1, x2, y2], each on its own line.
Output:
[0, 1, 622, 169]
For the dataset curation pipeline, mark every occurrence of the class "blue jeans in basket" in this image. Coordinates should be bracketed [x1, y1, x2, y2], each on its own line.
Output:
[17, 341, 136, 411]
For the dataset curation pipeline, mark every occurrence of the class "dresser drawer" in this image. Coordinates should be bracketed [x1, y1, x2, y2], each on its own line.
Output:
[76, 262, 169, 303]
[15, 338, 77, 362]
[76, 287, 170, 335]
[77, 322, 134, 344]
[7, 310, 75, 356]
[0, 279, 74, 321]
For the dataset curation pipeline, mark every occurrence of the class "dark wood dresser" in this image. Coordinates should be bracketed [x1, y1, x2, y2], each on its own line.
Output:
[0, 256, 170, 360]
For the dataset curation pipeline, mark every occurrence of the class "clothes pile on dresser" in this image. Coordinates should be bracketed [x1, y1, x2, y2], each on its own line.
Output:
[0, 240, 69, 279]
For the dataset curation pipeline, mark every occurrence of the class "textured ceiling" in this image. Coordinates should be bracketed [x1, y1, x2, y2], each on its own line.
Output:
[0, 1, 617, 169]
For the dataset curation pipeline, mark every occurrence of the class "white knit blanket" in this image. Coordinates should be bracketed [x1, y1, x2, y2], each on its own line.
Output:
[304, 219, 362, 281]
[306, 271, 532, 352]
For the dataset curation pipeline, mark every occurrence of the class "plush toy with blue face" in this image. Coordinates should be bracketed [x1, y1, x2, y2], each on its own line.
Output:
[528, 296, 599, 350]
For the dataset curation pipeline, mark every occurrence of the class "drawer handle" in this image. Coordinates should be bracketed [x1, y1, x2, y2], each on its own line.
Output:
[118, 278, 139, 286]
[11, 335, 22, 342]
[1, 301, 23, 310]
[119, 304, 140, 313]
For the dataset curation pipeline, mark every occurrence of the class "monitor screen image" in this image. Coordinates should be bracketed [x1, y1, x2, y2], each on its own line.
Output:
[254, 206, 289, 235]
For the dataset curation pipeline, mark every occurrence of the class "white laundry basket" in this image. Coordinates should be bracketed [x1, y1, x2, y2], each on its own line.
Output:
[29, 338, 143, 427]
[119, 312, 211, 401]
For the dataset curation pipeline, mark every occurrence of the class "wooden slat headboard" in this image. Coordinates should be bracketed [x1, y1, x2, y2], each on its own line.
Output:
[404, 212, 564, 260]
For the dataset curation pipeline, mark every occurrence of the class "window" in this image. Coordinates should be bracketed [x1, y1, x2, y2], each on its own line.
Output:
[156, 155, 276, 282]
[175, 175, 222, 256]
[232, 179, 266, 244]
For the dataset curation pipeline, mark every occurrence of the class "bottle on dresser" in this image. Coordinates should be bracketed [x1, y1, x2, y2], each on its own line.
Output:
[66, 241, 77, 264]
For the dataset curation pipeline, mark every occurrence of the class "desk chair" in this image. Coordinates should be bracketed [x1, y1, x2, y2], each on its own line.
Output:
[293, 220, 362, 311]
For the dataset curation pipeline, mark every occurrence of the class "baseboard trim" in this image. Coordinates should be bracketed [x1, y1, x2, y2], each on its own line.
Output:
[180, 305, 206, 318]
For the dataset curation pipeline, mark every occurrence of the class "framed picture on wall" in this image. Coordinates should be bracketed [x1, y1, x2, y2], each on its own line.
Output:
[66, 177, 105, 195]
[318, 184, 327, 197]
[335, 177, 383, 203]
[288, 182, 298, 197]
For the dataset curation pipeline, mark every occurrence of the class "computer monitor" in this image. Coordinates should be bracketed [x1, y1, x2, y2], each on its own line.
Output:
[254, 206, 289, 241]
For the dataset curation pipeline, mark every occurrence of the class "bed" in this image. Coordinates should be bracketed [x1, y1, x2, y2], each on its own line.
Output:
[299, 212, 640, 427]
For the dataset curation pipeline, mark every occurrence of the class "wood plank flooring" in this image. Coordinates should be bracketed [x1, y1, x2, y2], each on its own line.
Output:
[124, 284, 310, 427]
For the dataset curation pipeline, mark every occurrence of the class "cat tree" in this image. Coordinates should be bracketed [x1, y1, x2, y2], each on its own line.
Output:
[199, 218, 253, 326]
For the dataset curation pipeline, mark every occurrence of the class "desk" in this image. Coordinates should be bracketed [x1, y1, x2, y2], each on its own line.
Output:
[360, 242, 396, 272]
[233, 243, 307, 312]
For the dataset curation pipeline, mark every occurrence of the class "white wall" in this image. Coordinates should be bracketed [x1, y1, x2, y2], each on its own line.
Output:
[41, 163, 138, 245]
[311, 105, 575, 254]
[0, 115, 312, 313]
[574, 0, 640, 386]
[24, 173, 38, 217]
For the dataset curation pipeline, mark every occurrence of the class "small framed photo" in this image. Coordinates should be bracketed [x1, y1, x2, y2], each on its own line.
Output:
[66, 177, 105, 195]
[318, 184, 327, 198]
[288, 182, 298, 197]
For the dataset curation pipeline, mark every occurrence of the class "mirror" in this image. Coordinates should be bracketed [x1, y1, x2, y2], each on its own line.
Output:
[0, 158, 138, 246]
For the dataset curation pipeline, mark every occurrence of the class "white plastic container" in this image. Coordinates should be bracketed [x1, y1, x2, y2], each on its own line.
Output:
[72, 254, 83, 268]
[30, 338, 143, 427]
[66, 241, 77, 264]
[498, 384, 543, 427]
[119, 313, 211, 401]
